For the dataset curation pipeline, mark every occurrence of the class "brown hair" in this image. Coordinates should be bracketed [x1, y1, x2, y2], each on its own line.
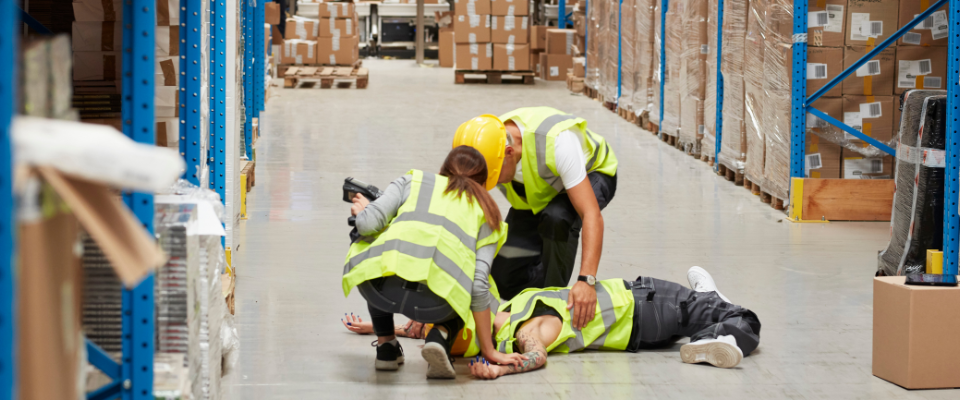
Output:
[439, 146, 502, 231]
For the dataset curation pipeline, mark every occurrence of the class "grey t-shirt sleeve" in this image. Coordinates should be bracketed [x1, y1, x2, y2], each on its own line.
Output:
[471, 224, 500, 312]
[354, 174, 412, 235]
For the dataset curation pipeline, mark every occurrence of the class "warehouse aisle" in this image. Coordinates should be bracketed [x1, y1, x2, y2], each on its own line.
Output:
[222, 60, 947, 399]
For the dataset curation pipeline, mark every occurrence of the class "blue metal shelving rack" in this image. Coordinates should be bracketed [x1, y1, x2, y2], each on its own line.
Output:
[713, 0, 723, 166]
[0, 0, 16, 398]
[658, 0, 667, 139]
[211, 0, 227, 201]
[182, 0, 204, 186]
[242, 0, 254, 160]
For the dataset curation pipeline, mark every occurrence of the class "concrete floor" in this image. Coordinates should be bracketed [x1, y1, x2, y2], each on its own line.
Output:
[223, 60, 955, 399]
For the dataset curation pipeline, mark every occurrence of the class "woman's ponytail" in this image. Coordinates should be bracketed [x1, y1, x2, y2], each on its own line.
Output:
[439, 146, 503, 231]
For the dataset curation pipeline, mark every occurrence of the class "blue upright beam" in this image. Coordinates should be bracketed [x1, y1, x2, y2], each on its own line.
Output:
[0, 0, 16, 398]
[583, 0, 588, 75]
[114, 0, 155, 398]
[211, 0, 226, 202]
[714, 0, 723, 170]
[788, 0, 808, 178]
[558, 0, 567, 28]
[255, 2, 265, 113]
[243, 0, 254, 160]
[658, 0, 667, 137]
[181, 0, 203, 185]
[616, 0, 622, 104]
[944, 0, 960, 274]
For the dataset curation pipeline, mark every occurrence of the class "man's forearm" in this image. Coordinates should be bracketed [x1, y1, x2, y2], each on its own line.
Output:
[499, 330, 548, 376]
[579, 212, 603, 276]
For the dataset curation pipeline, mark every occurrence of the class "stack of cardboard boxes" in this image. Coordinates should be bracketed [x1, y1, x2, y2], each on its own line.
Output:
[70, 0, 124, 132]
[453, 0, 532, 72]
[281, 2, 359, 66]
[155, 0, 181, 149]
[541, 28, 575, 81]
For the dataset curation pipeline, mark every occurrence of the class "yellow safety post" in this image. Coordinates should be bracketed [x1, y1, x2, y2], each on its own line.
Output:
[788, 177, 830, 223]
[240, 173, 248, 220]
[926, 250, 943, 274]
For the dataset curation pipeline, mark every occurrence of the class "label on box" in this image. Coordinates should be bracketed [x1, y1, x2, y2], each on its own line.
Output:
[862, 21, 882, 38]
[492, 16, 498, 30]
[507, 5, 515, 16]
[470, 43, 479, 54]
[844, 112, 863, 141]
[898, 60, 933, 88]
[860, 102, 882, 119]
[856, 60, 881, 77]
[903, 32, 922, 45]
[472, 57, 479, 70]
[522, 17, 527, 30]
[850, 13, 870, 41]
[809, 11, 829, 28]
[807, 63, 828, 80]
[505, 17, 515, 31]
[914, 13, 935, 30]
[825, 5, 844, 33]
[469, 33, 478, 43]
[924, 76, 942, 89]
[806, 112, 828, 129]
[806, 153, 823, 170]
[700, 44, 709, 54]
[467, 0, 476, 16]
[508, 56, 515, 70]
[550, 66, 559, 76]
[932, 11, 950, 40]
[844, 157, 883, 178]
[470, 14, 480, 28]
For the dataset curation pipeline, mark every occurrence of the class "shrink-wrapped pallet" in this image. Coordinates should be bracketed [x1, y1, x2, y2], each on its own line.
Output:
[650, 1, 663, 127]
[719, 0, 748, 170]
[619, 0, 637, 110]
[701, 0, 718, 158]
[599, 0, 620, 101]
[679, 0, 708, 154]
[743, 0, 767, 185]
[585, 0, 603, 90]
[661, 2, 683, 135]
[760, 0, 793, 199]
[632, 0, 657, 114]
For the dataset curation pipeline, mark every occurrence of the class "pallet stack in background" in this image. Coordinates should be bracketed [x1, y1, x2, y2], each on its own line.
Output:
[454, 0, 494, 69]
[452, 0, 534, 76]
[281, 1, 360, 66]
[156, 0, 181, 150]
[585, 0, 949, 209]
[71, 0, 123, 131]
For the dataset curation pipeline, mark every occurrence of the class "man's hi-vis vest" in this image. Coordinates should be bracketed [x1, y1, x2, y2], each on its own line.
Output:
[342, 169, 508, 357]
[497, 107, 618, 214]
[494, 279, 635, 354]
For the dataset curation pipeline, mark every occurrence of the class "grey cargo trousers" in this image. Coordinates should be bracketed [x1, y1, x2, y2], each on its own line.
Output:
[625, 277, 761, 355]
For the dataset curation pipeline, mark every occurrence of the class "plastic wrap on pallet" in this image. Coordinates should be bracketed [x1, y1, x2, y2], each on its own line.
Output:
[619, 0, 637, 110]
[650, 1, 663, 126]
[632, 0, 657, 114]
[719, 0, 748, 171]
[679, 0, 708, 154]
[701, 0, 718, 158]
[760, 0, 793, 200]
[599, 0, 620, 102]
[661, 1, 683, 135]
[743, 0, 767, 185]
[878, 91, 947, 277]
[585, 0, 602, 90]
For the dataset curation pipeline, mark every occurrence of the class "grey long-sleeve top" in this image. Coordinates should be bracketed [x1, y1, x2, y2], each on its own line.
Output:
[355, 175, 499, 312]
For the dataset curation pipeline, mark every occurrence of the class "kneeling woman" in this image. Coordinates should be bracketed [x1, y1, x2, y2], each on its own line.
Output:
[342, 146, 527, 378]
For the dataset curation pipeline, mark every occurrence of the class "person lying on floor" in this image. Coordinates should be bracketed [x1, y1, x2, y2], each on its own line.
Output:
[342, 267, 761, 378]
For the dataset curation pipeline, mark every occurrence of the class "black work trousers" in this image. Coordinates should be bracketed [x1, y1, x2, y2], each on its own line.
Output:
[491, 172, 617, 300]
[359, 276, 464, 348]
[625, 277, 761, 355]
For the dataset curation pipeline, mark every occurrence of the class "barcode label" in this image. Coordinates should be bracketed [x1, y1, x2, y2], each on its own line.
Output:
[824, 5, 844, 33]
[861, 102, 882, 118]
[807, 153, 823, 170]
[871, 159, 882, 173]
[903, 32, 922, 45]
[933, 27, 949, 40]
[920, 15, 935, 29]
[918, 59, 932, 75]
[899, 80, 917, 88]
[809, 11, 829, 28]
[856, 60, 881, 77]
[701, 44, 709, 54]
[924, 76, 942, 88]
[868, 21, 883, 37]
[807, 63, 828, 79]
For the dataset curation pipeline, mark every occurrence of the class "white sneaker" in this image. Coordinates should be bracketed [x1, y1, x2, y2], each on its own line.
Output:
[680, 335, 743, 369]
[687, 266, 731, 303]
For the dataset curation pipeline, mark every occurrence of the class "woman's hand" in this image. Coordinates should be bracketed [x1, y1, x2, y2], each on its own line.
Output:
[350, 193, 370, 216]
[483, 350, 528, 368]
[469, 357, 504, 380]
[341, 313, 374, 334]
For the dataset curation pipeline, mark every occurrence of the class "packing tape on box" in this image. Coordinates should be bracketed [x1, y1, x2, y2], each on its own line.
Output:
[101, 22, 115, 51]
[347, 18, 353, 35]
[157, 0, 170, 25]
[470, 43, 479, 55]
[566, 31, 573, 55]
[469, 33, 477, 43]
[297, 20, 308, 39]
[327, 3, 339, 18]
[522, 17, 527, 30]
[492, 16, 497, 30]
[506, 44, 515, 55]
[467, 0, 476, 15]
[332, 36, 340, 51]
[508, 5, 515, 17]
[330, 54, 336, 65]
[160, 59, 177, 86]
[508, 35, 515, 44]
[509, 56, 515, 70]
[863, 75, 873, 96]
[897, 143, 946, 168]
[472, 57, 478, 70]
[470, 14, 480, 28]
[505, 17, 515, 31]
[169, 26, 179, 55]
[486, 43, 492, 57]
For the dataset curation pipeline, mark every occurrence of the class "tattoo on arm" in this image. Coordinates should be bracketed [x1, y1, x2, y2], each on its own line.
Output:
[501, 330, 548, 375]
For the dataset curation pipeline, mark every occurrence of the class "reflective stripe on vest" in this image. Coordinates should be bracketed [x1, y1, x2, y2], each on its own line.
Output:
[497, 284, 618, 353]
[534, 114, 577, 192]
[391, 174, 479, 251]
[343, 238, 473, 296]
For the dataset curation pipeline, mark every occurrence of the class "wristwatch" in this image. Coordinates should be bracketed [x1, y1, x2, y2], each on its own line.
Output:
[578, 275, 597, 286]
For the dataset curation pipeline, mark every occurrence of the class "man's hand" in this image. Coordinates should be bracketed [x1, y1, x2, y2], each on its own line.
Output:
[566, 281, 597, 329]
[350, 193, 370, 216]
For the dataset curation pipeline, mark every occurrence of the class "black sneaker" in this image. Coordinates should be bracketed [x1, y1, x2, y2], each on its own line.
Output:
[422, 328, 456, 379]
[373, 339, 405, 371]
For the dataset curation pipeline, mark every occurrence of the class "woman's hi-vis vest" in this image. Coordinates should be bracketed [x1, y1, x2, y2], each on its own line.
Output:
[342, 170, 508, 357]
[497, 107, 619, 214]
[494, 279, 635, 354]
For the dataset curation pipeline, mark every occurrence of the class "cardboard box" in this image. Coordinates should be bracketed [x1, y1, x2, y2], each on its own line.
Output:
[454, 0, 491, 15]
[531, 48, 543, 74]
[806, 47, 844, 97]
[873, 276, 960, 389]
[842, 150, 894, 179]
[73, 52, 121, 81]
[266, 1, 281, 25]
[319, 16, 359, 38]
[281, 39, 317, 64]
[808, 0, 847, 47]
[440, 29, 456, 68]
[272, 25, 284, 45]
[72, 0, 122, 21]
[846, 0, 901, 46]
[491, 0, 529, 16]
[286, 17, 319, 40]
[318, 2, 357, 18]
[156, 25, 180, 57]
[842, 46, 896, 96]
[573, 56, 585, 78]
[895, 46, 948, 94]
[805, 136, 842, 179]
[455, 14, 492, 43]
[72, 22, 122, 52]
[493, 43, 530, 70]
[540, 53, 572, 81]
[492, 16, 529, 44]
[898, 1, 949, 46]
[456, 43, 493, 70]
[546, 28, 575, 55]
[842, 95, 896, 148]
[530, 25, 549, 50]
[317, 36, 360, 65]
[155, 86, 179, 118]
[155, 56, 179, 87]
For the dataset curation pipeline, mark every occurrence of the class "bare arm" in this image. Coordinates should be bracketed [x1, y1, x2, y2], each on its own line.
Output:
[470, 318, 558, 380]
[565, 179, 602, 329]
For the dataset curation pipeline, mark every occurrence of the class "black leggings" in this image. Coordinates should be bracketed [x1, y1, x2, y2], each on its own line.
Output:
[360, 276, 465, 346]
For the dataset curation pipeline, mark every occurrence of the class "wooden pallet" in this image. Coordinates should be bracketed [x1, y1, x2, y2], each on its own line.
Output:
[744, 177, 762, 195]
[617, 106, 639, 124]
[716, 163, 744, 186]
[699, 152, 715, 166]
[283, 65, 369, 89]
[455, 70, 535, 84]
[661, 133, 678, 147]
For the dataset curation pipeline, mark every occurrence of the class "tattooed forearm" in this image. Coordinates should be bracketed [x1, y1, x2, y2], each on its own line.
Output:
[501, 330, 548, 375]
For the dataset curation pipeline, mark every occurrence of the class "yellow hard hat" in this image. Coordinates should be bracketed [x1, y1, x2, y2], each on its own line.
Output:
[452, 114, 507, 190]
